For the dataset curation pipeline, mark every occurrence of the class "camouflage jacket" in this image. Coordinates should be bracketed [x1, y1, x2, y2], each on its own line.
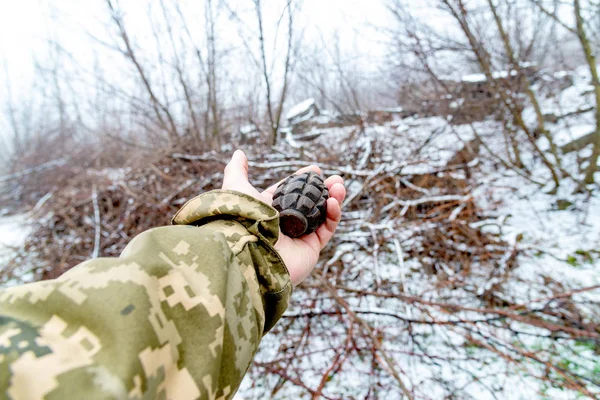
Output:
[0, 190, 292, 399]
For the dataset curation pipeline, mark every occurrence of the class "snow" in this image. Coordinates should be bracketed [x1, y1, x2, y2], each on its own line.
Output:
[378, 106, 405, 113]
[554, 123, 594, 147]
[0, 214, 30, 286]
[475, 170, 600, 287]
[461, 65, 532, 83]
[554, 70, 570, 79]
[492, 69, 519, 79]
[286, 98, 316, 121]
[519, 61, 537, 69]
[461, 73, 486, 83]
[6, 61, 599, 398]
[309, 114, 337, 124]
[240, 124, 258, 135]
[532, 63, 598, 152]
[449, 98, 465, 109]
[284, 128, 301, 149]
[236, 64, 600, 399]
[0, 214, 29, 254]
[85, 167, 129, 184]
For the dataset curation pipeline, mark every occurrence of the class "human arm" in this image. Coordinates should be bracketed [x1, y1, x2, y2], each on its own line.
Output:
[0, 152, 345, 399]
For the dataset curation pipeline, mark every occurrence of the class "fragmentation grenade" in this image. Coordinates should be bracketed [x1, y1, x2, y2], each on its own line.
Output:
[272, 172, 329, 238]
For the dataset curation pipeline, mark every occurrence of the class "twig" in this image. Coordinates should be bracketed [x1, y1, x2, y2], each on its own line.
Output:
[91, 185, 101, 259]
[381, 194, 472, 215]
[319, 277, 415, 400]
[388, 227, 408, 295]
[0, 158, 68, 183]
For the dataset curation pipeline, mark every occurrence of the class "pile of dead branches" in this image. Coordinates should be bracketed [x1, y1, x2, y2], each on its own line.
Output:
[3, 143, 222, 281]
[244, 131, 600, 398]
[5, 129, 599, 399]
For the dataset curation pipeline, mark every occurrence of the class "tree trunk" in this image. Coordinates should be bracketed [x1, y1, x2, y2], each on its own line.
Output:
[443, 0, 560, 189]
[574, 0, 600, 186]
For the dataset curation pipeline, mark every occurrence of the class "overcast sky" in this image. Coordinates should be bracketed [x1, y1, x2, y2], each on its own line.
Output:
[0, 0, 393, 98]
[1, 0, 581, 154]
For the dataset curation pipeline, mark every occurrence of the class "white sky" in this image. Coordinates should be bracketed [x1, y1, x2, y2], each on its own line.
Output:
[0, 0, 583, 152]
[0, 0, 391, 96]
[0, 0, 45, 91]
[0, 0, 583, 99]
[0, 0, 395, 152]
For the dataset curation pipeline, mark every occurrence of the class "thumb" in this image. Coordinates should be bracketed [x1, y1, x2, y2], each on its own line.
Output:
[222, 150, 249, 189]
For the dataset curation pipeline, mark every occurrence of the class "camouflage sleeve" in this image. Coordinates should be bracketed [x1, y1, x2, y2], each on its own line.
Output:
[0, 190, 292, 400]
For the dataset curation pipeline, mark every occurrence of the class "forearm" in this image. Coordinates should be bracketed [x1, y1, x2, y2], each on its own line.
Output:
[0, 191, 291, 399]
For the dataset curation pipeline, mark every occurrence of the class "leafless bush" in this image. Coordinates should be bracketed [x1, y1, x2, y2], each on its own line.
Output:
[242, 129, 600, 399]
[385, 0, 600, 192]
[8, 123, 599, 398]
[2, 1, 600, 398]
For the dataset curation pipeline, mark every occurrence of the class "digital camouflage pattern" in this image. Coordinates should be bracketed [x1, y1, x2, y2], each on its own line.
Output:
[0, 190, 292, 399]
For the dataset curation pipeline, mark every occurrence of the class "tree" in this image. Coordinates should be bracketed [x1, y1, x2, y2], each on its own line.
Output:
[253, 0, 297, 145]
[529, 0, 600, 188]
[574, 0, 600, 186]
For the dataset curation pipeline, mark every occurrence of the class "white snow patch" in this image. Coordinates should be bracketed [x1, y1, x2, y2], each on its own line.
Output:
[0, 214, 30, 284]
[240, 124, 258, 135]
[461, 73, 486, 83]
[286, 98, 316, 121]
[378, 106, 405, 113]
[462, 67, 529, 83]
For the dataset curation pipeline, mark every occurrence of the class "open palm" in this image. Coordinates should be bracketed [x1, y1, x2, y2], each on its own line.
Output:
[222, 150, 346, 285]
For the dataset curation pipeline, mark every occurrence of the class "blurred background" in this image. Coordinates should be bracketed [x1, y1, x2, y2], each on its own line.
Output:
[1, 0, 600, 398]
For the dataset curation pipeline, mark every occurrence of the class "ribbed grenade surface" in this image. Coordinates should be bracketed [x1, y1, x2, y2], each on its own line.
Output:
[272, 172, 329, 238]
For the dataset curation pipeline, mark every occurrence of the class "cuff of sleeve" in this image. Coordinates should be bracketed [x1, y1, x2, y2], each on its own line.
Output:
[172, 189, 281, 246]
[172, 190, 291, 333]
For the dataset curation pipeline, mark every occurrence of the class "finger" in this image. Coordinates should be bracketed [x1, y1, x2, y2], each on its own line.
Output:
[324, 175, 343, 188]
[222, 150, 249, 189]
[315, 197, 342, 250]
[262, 165, 323, 202]
[328, 182, 346, 205]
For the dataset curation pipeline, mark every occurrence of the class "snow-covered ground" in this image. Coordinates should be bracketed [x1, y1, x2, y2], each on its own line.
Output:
[237, 67, 600, 399]
[239, 122, 600, 398]
[0, 214, 30, 285]
[4, 65, 599, 398]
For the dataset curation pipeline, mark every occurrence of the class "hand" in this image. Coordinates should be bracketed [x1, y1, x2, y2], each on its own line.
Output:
[222, 150, 346, 286]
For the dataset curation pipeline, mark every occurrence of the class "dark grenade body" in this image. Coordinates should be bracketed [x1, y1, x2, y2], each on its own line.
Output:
[272, 172, 329, 238]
